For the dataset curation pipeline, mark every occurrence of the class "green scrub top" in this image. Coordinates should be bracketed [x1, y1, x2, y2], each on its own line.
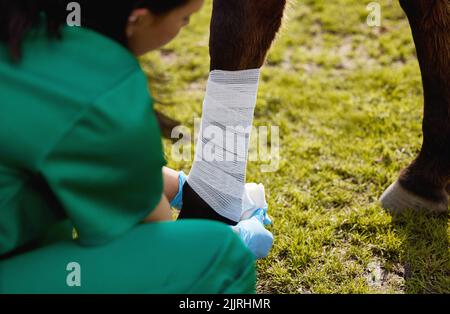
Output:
[0, 23, 166, 256]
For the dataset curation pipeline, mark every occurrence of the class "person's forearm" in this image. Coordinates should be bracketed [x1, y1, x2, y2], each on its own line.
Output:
[144, 194, 172, 222]
[163, 166, 180, 203]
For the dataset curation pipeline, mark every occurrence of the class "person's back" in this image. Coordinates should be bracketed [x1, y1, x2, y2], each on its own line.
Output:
[0, 23, 164, 256]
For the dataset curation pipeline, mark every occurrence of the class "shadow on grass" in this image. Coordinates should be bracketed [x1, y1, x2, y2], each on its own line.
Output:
[390, 211, 450, 293]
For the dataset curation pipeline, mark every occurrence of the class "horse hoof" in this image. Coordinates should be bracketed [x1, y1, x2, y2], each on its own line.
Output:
[380, 180, 449, 215]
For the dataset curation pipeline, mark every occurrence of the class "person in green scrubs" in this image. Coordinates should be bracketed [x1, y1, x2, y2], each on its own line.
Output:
[0, 0, 256, 293]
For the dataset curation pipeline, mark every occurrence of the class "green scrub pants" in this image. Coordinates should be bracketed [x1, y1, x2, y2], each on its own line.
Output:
[0, 220, 256, 294]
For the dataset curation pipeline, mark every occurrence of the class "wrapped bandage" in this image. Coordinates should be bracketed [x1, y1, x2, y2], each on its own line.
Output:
[187, 69, 260, 222]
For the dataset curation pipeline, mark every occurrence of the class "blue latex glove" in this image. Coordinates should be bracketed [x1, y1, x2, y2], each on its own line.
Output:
[170, 171, 187, 210]
[231, 208, 274, 259]
[171, 173, 272, 227]
[171, 172, 274, 258]
[259, 206, 272, 226]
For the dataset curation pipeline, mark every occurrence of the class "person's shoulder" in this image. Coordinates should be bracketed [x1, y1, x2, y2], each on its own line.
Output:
[0, 25, 151, 169]
[18, 25, 142, 103]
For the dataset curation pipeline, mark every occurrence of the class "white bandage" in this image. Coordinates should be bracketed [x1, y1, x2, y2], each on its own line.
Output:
[241, 183, 268, 220]
[187, 69, 260, 222]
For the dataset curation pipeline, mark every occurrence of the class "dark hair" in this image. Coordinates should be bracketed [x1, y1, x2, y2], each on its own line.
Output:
[0, 0, 190, 60]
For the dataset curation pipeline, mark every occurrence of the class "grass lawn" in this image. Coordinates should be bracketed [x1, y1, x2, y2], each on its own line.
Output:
[140, 0, 450, 293]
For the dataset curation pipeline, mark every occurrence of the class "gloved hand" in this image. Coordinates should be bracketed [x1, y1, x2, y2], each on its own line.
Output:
[231, 208, 274, 259]
[171, 171, 272, 226]
[170, 171, 188, 210]
[171, 171, 274, 258]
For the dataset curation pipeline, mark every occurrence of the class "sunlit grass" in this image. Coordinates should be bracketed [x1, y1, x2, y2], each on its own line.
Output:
[140, 0, 450, 293]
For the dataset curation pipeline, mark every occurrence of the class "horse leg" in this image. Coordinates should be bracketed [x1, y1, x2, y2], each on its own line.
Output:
[178, 0, 287, 224]
[380, 0, 450, 215]
[208, 0, 287, 71]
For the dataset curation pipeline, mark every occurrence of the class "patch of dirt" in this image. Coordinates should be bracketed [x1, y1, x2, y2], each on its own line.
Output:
[365, 260, 405, 292]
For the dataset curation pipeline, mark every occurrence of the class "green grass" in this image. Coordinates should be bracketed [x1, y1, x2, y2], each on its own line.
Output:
[140, 0, 450, 293]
